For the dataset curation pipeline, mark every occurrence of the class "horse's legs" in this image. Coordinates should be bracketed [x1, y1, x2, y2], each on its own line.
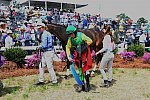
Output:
[64, 59, 71, 79]
[91, 54, 102, 76]
[61, 44, 71, 79]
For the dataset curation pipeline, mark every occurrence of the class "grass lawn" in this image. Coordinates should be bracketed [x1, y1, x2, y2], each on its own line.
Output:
[0, 68, 150, 100]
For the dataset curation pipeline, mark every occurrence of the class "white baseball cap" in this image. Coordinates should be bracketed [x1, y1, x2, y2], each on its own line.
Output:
[0, 22, 5, 25]
[37, 23, 45, 28]
[7, 30, 13, 34]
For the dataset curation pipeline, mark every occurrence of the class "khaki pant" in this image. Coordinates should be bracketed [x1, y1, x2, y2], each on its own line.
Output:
[99, 52, 114, 81]
[39, 51, 57, 83]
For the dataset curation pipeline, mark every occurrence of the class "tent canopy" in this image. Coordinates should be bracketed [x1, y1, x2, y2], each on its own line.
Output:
[28, 0, 87, 5]
[20, 0, 87, 11]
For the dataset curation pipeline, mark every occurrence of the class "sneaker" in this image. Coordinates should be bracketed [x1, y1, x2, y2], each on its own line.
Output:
[49, 82, 58, 86]
[34, 81, 45, 86]
[64, 75, 69, 79]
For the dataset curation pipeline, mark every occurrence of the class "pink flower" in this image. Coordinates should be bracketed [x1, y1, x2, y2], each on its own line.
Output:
[91, 50, 96, 57]
[120, 52, 135, 61]
[25, 53, 43, 68]
[142, 53, 150, 63]
[59, 50, 66, 61]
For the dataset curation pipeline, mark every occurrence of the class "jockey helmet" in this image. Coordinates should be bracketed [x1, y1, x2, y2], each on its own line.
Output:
[66, 25, 76, 34]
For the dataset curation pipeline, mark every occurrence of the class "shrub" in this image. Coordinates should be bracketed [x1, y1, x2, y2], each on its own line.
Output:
[3, 48, 27, 68]
[120, 51, 135, 61]
[128, 44, 144, 57]
[113, 46, 119, 55]
[142, 53, 150, 64]
[25, 53, 43, 68]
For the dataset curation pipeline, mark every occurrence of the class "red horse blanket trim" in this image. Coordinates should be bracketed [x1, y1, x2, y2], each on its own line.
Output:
[74, 47, 92, 74]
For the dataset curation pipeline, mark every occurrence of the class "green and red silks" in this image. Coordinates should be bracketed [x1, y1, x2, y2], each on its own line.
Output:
[74, 47, 92, 74]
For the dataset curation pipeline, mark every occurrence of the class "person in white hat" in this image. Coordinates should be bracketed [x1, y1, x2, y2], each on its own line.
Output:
[139, 31, 147, 49]
[35, 23, 57, 86]
[5, 30, 13, 48]
[17, 26, 32, 46]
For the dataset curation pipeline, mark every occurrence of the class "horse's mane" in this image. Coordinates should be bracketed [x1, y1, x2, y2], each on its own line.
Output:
[48, 23, 66, 28]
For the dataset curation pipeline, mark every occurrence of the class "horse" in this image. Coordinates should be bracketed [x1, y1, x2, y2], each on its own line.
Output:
[47, 23, 105, 73]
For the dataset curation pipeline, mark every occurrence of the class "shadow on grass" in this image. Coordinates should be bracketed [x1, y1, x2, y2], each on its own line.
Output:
[0, 86, 21, 97]
[109, 79, 117, 87]
[56, 73, 73, 84]
[56, 73, 73, 81]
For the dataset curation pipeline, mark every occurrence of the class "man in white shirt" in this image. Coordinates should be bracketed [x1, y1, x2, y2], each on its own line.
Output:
[5, 30, 13, 48]
[139, 31, 147, 48]
[141, 23, 146, 31]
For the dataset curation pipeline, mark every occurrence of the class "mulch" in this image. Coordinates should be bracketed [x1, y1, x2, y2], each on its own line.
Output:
[0, 55, 150, 79]
[113, 54, 150, 68]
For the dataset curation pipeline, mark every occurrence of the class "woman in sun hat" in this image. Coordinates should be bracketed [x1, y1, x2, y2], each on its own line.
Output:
[17, 26, 32, 46]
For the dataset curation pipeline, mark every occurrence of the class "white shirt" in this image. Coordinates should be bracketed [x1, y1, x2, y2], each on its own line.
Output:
[139, 34, 146, 43]
[100, 35, 115, 53]
[141, 25, 146, 31]
[5, 35, 13, 48]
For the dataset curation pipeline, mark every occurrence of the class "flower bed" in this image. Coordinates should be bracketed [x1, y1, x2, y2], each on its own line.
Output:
[120, 52, 135, 61]
[0, 54, 150, 79]
[142, 53, 150, 64]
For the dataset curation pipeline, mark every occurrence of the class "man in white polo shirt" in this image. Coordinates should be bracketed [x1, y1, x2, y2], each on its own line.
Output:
[35, 23, 57, 86]
[139, 31, 147, 48]
[5, 30, 13, 48]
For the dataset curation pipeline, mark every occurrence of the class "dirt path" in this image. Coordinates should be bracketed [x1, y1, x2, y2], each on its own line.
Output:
[0, 68, 150, 100]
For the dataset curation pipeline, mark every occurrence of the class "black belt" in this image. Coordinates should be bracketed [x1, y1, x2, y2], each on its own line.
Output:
[44, 49, 53, 52]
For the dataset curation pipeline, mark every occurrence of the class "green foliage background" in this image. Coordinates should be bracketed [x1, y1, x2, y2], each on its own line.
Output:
[3, 48, 27, 67]
[128, 44, 144, 57]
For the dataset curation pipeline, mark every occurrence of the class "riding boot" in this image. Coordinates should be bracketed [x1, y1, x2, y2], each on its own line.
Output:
[104, 80, 109, 87]
[82, 81, 85, 91]
[85, 74, 90, 92]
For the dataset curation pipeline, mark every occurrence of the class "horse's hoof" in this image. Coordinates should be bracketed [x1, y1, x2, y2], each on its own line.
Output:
[90, 74, 95, 77]
[64, 75, 69, 79]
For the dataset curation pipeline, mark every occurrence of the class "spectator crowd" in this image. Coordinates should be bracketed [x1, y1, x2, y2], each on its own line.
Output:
[0, 3, 150, 49]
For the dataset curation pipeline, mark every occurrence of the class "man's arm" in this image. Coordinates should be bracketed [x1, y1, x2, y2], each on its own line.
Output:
[66, 38, 72, 59]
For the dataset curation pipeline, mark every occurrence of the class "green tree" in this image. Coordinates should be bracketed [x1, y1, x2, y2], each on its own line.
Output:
[137, 17, 148, 26]
[116, 13, 131, 24]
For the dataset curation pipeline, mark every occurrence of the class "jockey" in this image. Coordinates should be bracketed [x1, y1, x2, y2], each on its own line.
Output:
[66, 25, 93, 92]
